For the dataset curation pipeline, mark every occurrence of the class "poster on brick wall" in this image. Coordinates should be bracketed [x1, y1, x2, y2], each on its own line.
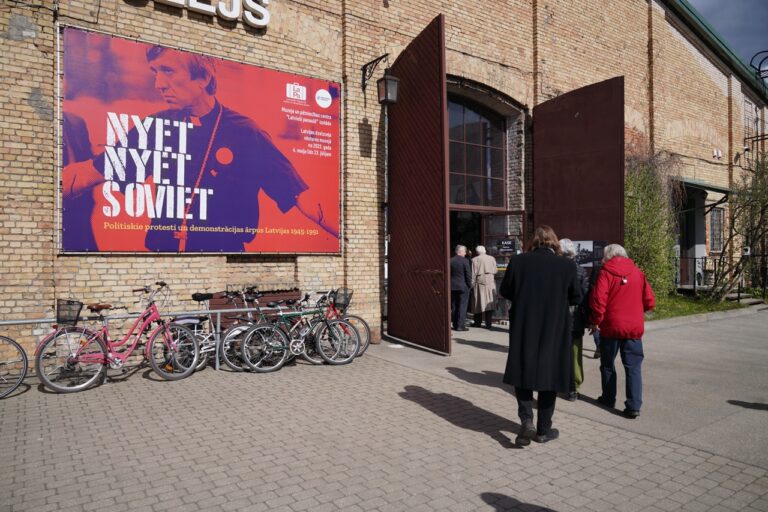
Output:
[61, 27, 340, 253]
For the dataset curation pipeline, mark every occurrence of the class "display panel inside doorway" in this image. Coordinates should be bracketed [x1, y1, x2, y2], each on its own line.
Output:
[60, 28, 340, 253]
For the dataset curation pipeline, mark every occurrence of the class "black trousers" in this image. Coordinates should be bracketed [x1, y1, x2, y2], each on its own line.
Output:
[472, 310, 493, 328]
[450, 290, 469, 328]
[515, 388, 557, 434]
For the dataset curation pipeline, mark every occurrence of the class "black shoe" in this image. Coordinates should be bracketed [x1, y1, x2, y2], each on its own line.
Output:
[535, 428, 560, 443]
[456, 327, 469, 331]
[623, 409, 640, 419]
[566, 391, 578, 402]
[515, 421, 536, 446]
[597, 396, 615, 408]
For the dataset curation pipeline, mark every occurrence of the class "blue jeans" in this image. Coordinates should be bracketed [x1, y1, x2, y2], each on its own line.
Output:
[599, 338, 644, 411]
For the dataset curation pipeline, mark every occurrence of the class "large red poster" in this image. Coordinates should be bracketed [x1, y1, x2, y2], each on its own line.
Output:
[61, 28, 341, 253]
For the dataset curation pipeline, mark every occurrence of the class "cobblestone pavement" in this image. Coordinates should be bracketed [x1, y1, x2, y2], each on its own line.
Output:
[2, 341, 768, 511]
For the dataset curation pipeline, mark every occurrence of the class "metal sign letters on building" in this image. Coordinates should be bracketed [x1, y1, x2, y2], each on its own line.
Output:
[149, 0, 271, 29]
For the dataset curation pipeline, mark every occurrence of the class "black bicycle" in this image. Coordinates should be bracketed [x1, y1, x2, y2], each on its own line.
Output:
[0, 335, 28, 399]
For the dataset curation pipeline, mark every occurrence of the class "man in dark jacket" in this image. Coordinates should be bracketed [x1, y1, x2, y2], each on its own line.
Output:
[450, 245, 473, 331]
[588, 244, 655, 419]
[500, 226, 582, 445]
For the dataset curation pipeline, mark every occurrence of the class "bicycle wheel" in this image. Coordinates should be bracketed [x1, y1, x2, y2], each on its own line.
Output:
[219, 324, 252, 372]
[0, 336, 28, 399]
[35, 327, 106, 393]
[195, 351, 209, 372]
[344, 315, 371, 356]
[315, 319, 360, 365]
[147, 323, 199, 380]
[240, 324, 289, 373]
[300, 318, 325, 365]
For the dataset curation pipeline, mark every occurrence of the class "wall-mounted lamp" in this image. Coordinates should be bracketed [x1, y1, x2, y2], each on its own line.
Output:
[376, 68, 400, 105]
[362, 54, 400, 105]
[361, 54, 389, 92]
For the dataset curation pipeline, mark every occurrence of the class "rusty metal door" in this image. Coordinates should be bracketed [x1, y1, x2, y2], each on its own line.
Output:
[533, 77, 625, 244]
[387, 15, 451, 354]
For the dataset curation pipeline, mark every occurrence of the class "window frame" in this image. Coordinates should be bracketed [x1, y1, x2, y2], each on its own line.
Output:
[448, 96, 508, 211]
[709, 206, 724, 253]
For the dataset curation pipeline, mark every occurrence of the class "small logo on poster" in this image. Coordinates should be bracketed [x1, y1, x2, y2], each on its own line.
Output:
[286, 83, 307, 101]
[315, 89, 332, 108]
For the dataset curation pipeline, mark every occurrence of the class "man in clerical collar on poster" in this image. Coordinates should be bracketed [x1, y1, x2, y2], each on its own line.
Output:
[63, 46, 338, 253]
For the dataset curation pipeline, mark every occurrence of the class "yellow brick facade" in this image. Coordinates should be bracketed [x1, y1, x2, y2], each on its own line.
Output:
[1, 0, 766, 353]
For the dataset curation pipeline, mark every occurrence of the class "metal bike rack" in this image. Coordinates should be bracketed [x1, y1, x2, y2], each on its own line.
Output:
[0, 305, 274, 372]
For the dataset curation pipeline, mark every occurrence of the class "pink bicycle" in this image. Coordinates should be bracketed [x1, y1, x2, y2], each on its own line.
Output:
[35, 282, 199, 393]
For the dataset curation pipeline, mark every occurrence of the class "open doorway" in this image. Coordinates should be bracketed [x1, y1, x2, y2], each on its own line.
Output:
[449, 210, 525, 323]
[450, 211, 482, 256]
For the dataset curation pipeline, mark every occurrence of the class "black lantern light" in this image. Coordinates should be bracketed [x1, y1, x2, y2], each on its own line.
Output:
[376, 68, 399, 105]
[361, 54, 399, 105]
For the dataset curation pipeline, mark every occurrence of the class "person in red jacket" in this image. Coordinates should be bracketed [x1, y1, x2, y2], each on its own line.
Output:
[588, 244, 655, 418]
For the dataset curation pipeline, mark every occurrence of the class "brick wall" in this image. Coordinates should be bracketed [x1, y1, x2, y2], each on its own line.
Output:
[1, 0, 766, 354]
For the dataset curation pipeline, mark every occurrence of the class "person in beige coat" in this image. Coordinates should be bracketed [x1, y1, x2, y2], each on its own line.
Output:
[471, 245, 498, 329]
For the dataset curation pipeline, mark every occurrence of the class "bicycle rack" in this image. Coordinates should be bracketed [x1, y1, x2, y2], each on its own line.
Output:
[0, 305, 282, 372]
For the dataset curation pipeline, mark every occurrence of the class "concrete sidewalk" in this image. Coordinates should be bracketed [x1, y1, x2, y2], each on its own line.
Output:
[0, 308, 766, 511]
[375, 305, 768, 469]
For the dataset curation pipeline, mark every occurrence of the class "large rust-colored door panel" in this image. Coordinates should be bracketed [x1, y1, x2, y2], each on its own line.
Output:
[533, 77, 625, 244]
[387, 15, 451, 354]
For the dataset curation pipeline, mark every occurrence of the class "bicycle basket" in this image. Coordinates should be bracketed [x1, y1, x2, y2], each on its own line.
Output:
[56, 299, 83, 326]
[332, 288, 353, 313]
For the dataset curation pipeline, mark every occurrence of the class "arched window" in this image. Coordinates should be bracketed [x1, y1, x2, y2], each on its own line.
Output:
[448, 97, 506, 208]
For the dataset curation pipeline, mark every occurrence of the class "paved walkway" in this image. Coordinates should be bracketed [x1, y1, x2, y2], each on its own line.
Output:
[1, 308, 767, 511]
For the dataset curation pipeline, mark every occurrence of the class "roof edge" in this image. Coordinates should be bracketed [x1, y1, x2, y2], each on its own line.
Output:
[660, 0, 767, 102]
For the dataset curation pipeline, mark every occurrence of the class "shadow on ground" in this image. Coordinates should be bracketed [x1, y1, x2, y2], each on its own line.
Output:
[481, 492, 557, 511]
[727, 399, 768, 411]
[453, 338, 508, 352]
[446, 367, 514, 395]
[577, 393, 626, 417]
[399, 385, 520, 448]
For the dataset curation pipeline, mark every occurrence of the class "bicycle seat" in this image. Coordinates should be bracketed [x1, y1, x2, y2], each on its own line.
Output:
[87, 303, 113, 312]
[173, 315, 208, 325]
[192, 293, 213, 302]
[285, 299, 297, 306]
[267, 301, 282, 308]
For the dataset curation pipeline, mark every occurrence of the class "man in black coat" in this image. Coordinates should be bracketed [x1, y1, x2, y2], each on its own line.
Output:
[450, 245, 473, 331]
[499, 226, 582, 445]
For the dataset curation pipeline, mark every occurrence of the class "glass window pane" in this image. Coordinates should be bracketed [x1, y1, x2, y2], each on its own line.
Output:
[466, 175, 482, 205]
[487, 148, 504, 178]
[448, 102, 463, 141]
[466, 145, 481, 175]
[489, 120, 505, 147]
[485, 215, 508, 236]
[488, 178, 505, 207]
[449, 173, 465, 204]
[449, 142, 464, 173]
[465, 109, 482, 144]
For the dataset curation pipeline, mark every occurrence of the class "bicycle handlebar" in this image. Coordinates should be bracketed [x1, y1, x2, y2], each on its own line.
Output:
[133, 282, 167, 293]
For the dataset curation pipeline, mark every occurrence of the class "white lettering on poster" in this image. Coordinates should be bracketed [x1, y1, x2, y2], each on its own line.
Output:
[147, 0, 270, 28]
[102, 112, 212, 221]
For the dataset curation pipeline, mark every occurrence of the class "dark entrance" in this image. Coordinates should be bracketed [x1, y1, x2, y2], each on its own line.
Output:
[449, 210, 525, 321]
[450, 211, 482, 254]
